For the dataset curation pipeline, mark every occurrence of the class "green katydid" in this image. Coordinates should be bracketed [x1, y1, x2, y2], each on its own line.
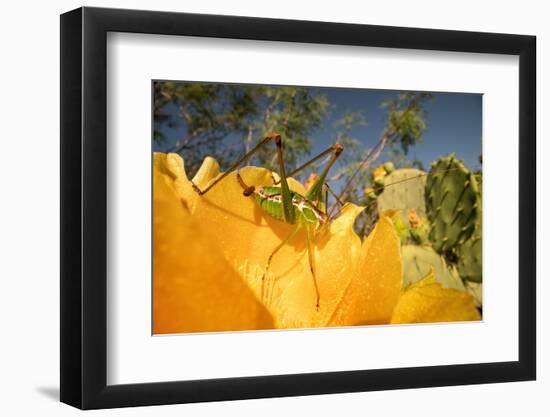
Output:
[190, 131, 425, 310]
[191, 132, 342, 310]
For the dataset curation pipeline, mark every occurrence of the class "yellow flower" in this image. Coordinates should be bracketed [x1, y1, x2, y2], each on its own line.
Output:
[153, 153, 480, 333]
[153, 156, 274, 334]
[391, 273, 481, 324]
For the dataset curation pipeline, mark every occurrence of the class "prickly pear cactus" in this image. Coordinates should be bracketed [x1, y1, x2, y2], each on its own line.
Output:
[377, 168, 427, 221]
[457, 214, 482, 282]
[425, 156, 481, 253]
[474, 172, 482, 193]
[402, 245, 464, 291]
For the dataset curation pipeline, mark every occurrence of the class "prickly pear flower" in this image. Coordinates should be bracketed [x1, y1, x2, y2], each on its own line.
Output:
[153, 153, 480, 333]
[408, 208, 423, 228]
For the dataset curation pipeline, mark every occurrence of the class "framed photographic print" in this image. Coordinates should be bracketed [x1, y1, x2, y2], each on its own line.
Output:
[60, 6, 536, 409]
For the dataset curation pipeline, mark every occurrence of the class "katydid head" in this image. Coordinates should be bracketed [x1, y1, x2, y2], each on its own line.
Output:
[235, 171, 256, 196]
[243, 186, 255, 197]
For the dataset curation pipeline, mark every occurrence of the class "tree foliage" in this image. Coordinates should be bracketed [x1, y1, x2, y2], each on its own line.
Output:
[383, 92, 432, 154]
[331, 92, 432, 236]
[154, 82, 328, 176]
[154, 81, 432, 231]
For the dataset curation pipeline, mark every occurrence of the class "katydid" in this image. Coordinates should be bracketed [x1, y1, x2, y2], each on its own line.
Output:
[191, 132, 343, 310]
[190, 132, 434, 310]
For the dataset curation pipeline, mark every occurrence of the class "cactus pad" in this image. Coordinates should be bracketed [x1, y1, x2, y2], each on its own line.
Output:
[457, 215, 482, 282]
[377, 168, 427, 222]
[402, 245, 464, 291]
[425, 156, 481, 253]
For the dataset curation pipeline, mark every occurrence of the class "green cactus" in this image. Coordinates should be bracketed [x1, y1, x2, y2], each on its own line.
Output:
[377, 168, 427, 221]
[456, 171, 482, 282]
[474, 172, 482, 192]
[402, 245, 464, 291]
[425, 155, 481, 254]
[457, 212, 482, 282]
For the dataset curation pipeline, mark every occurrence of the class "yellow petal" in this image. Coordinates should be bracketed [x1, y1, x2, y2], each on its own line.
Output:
[390, 276, 481, 324]
[192, 156, 220, 188]
[158, 153, 369, 329]
[267, 203, 365, 328]
[328, 215, 403, 326]
[153, 155, 274, 334]
[153, 152, 192, 202]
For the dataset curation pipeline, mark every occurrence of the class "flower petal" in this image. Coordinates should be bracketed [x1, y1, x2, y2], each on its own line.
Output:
[328, 215, 403, 326]
[390, 275, 481, 324]
[159, 153, 369, 328]
[192, 156, 220, 188]
[153, 154, 274, 333]
[267, 203, 365, 328]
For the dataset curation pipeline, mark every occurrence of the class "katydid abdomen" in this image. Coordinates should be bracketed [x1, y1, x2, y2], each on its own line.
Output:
[254, 186, 327, 227]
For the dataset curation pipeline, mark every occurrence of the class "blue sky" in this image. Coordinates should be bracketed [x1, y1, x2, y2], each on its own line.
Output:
[306, 87, 481, 171]
[154, 84, 482, 172]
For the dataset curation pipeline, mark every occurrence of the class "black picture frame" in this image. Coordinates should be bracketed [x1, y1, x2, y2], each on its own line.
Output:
[60, 6, 536, 410]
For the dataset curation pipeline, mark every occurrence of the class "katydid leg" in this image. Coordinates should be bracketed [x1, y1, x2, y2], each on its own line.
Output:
[324, 182, 345, 207]
[272, 134, 296, 224]
[305, 225, 321, 310]
[328, 132, 389, 218]
[305, 143, 343, 204]
[261, 224, 302, 302]
[285, 144, 343, 179]
[272, 143, 344, 207]
[191, 132, 279, 196]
